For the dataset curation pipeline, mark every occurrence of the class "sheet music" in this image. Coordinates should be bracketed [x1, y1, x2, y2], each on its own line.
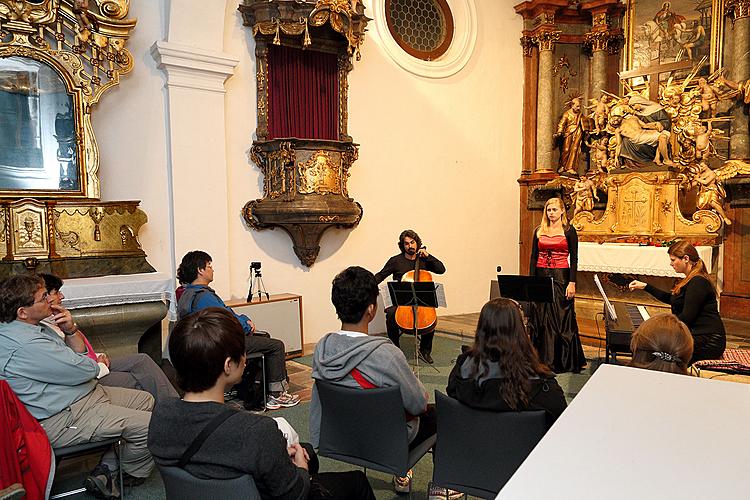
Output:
[637, 305, 650, 321]
[434, 283, 447, 308]
[380, 282, 393, 308]
[380, 281, 446, 308]
[593, 274, 618, 321]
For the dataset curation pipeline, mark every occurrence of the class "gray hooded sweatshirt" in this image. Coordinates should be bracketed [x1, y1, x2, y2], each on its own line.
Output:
[309, 331, 428, 447]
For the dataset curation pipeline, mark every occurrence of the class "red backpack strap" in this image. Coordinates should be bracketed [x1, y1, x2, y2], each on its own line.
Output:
[350, 368, 377, 389]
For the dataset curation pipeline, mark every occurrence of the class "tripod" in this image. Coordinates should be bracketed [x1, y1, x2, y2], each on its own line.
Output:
[247, 268, 270, 302]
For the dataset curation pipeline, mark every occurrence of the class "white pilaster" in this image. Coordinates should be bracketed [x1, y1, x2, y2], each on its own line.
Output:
[152, 40, 239, 296]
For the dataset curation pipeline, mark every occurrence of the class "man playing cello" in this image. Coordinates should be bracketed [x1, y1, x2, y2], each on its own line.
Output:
[374, 230, 446, 364]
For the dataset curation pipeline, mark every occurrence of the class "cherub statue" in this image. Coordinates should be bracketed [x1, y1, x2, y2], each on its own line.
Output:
[585, 136, 609, 172]
[572, 174, 599, 217]
[697, 77, 721, 118]
[546, 171, 606, 217]
[690, 160, 750, 225]
[588, 94, 612, 134]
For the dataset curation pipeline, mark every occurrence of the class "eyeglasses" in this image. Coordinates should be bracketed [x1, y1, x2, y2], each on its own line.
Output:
[32, 292, 48, 304]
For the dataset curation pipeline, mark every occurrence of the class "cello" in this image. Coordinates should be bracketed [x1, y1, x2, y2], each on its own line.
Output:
[394, 250, 437, 334]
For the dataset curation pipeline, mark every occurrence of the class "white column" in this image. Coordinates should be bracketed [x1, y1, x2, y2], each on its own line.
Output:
[151, 41, 239, 296]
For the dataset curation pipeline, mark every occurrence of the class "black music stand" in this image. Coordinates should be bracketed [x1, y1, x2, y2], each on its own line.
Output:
[497, 275, 555, 304]
[388, 281, 440, 373]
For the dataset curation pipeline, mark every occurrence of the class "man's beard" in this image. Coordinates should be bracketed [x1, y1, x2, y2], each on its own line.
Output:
[406, 247, 417, 255]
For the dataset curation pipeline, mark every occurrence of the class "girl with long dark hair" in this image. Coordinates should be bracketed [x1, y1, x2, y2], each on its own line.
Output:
[446, 298, 567, 427]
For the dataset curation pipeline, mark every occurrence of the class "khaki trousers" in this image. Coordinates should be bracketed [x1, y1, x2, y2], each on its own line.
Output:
[40, 384, 154, 478]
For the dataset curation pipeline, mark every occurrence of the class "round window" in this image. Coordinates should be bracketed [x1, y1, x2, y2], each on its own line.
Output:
[385, 0, 454, 61]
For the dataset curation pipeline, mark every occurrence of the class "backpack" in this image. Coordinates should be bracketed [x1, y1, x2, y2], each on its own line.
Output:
[235, 356, 265, 410]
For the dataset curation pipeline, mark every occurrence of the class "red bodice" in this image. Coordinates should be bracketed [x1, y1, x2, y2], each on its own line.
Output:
[536, 234, 569, 269]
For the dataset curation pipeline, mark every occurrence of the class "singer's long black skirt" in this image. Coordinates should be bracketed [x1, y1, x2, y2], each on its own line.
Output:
[529, 267, 586, 374]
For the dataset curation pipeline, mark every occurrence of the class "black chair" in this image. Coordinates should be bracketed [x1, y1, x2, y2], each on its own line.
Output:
[432, 391, 547, 499]
[157, 465, 260, 500]
[316, 381, 436, 478]
[50, 437, 124, 499]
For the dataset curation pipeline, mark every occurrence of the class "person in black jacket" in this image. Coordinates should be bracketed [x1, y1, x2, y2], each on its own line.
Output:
[447, 298, 567, 428]
[629, 241, 726, 363]
[148, 308, 374, 500]
[374, 229, 446, 364]
[528, 197, 585, 373]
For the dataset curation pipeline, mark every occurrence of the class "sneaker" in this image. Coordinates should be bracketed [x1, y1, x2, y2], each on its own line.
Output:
[428, 481, 464, 499]
[85, 464, 120, 499]
[393, 469, 412, 494]
[266, 391, 301, 410]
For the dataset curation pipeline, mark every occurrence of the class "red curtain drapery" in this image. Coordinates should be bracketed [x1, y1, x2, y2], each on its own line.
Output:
[267, 45, 339, 140]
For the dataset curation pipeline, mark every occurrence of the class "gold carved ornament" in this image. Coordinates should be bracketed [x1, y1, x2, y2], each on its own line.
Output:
[532, 30, 560, 52]
[0, 0, 136, 199]
[251, 0, 366, 59]
[297, 150, 341, 195]
[726, 0, 750, 21]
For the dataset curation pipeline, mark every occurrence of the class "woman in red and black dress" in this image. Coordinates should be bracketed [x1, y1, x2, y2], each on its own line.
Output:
[528, 197, 586, 373]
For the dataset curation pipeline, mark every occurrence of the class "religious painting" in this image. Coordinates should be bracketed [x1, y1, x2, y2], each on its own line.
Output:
[624, 0, 725, 77]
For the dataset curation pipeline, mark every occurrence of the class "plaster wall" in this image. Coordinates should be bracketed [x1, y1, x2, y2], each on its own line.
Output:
[94, 0, 524, 344]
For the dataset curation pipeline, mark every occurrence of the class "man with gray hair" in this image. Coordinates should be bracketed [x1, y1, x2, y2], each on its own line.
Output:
[0, 274, 154, 498]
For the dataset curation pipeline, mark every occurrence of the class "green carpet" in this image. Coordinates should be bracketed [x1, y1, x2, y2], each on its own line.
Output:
[54, 334, 595, 499]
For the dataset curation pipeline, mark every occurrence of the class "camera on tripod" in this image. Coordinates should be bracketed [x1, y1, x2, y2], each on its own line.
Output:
[247, 261, 269, 301]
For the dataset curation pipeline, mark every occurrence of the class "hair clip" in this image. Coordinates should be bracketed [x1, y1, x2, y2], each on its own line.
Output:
[652, 351, 681, 363]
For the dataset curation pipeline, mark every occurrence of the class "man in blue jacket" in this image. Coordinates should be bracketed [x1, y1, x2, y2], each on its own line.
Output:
[176, 250, 299, 409]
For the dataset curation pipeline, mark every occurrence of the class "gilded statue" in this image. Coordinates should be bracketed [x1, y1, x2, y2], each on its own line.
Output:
[587, 94, 614, 134]
[554, 97, 585, 175]
[686, 160, 750, 226]
[608, 103, 674, 167]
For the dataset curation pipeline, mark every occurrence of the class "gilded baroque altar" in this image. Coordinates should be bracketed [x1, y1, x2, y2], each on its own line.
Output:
[0, 0, 153, 277]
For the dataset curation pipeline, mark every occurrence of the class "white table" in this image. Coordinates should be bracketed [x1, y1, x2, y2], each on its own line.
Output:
[497, 364, 750, 500]
[61, 272, 176, 320]
[578, 242, 713, 277]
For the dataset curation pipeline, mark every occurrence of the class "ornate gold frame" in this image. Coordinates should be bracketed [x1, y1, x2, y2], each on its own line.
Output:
[623, 0, 725, 75]
[0, 0, 136, 199]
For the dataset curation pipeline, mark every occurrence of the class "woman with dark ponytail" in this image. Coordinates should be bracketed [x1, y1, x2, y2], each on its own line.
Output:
[629, 241, 725, 362]
[446, 298, 567, 428]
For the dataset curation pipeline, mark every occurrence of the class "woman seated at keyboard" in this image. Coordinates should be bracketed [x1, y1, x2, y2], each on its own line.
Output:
[629, 314, 694, 375]
[446, 298, 567, 428]
[628, 241, 725, 363]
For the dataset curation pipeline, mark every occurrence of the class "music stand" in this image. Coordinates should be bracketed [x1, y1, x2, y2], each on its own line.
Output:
[497, 275, 555, 304]
[388, 281, 440, 374]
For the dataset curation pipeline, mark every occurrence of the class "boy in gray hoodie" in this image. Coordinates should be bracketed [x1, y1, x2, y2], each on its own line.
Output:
[310, 266, 435, 493]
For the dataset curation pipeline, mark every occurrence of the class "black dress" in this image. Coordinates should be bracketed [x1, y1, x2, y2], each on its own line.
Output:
[528, 226, 586, 373]
[644, 276, 726, 362]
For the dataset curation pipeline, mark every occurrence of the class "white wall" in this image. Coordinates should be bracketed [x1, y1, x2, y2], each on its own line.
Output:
[95, 0, 524, 344]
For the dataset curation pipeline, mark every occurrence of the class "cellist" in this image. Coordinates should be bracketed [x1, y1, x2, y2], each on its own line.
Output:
[374, 230, 446, 364]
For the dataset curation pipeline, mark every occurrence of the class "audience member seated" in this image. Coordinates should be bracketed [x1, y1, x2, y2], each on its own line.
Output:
[629, 313, 694, 375]
[176, 250, 299, 410]
[39, 273, 178, 402]
[148, 307, 375, 500]
[447, 298, 567, 428]
[310, 266, 436, 494]
[0, 274, 154, 499]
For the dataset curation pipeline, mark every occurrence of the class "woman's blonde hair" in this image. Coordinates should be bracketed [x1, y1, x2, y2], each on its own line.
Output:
[629, 313, 694, 375]
[537, 197, 569, 237]
[668, 241, 713, 296]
